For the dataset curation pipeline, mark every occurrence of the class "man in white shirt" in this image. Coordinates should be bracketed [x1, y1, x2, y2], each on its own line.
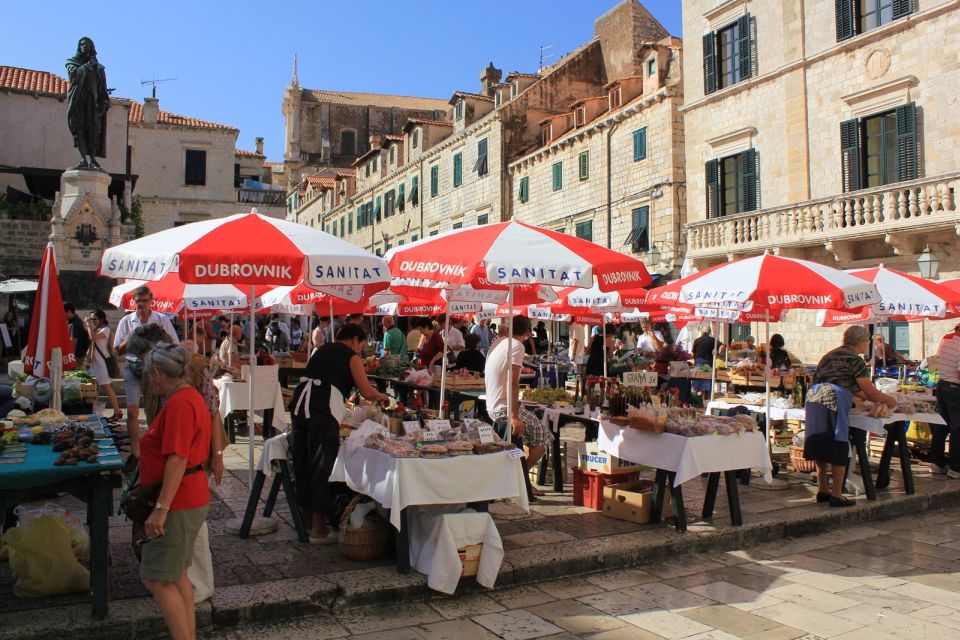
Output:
[635, 319, 665, 354]
[443, 317, 466, 360]
[933, 324, 960, 477]
[485, 316, 552, 499]
[470, 318, 492, 354]
[113, 285, 178, 462]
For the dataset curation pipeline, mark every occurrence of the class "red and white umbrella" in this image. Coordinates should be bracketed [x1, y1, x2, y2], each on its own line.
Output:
[109, 274, 255, 314]
[23, 243, 76, 385]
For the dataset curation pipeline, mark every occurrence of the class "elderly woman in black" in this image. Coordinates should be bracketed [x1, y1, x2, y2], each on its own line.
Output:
[804, 325, 896, 507]
[290, 323, 390, 543]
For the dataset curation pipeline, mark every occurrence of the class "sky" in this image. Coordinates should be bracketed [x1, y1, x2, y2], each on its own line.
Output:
[3, 1, 682, 162]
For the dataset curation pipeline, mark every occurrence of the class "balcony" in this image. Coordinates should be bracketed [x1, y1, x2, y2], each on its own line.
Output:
[686, 173, 960, 264]
[237, 188, 286, 206]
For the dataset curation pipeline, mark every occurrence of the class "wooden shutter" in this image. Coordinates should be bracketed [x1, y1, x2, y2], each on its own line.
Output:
[453, 153, 463, 186]
[398, 184, 405, 212]
[892, 0, 914, 20]
[630, 206, 650, 253]
[579, 152, 589, 180]
[348, 211, 353, 234]
[552, 162, 563, 190]
[575, 220, 592, 241]
[835, 0, 856, 41]
[375, 196, 382, 222]
[742, 149, 759, 212]
[705, 159, 720, 218]
[633, 128, 647, 161]
[895, 102, 918, 182]
[410, 176, 419, 204]
[737, 15, 753, 81]
[430, 166, 438, 196]
[702, 32, 717, 95]
[519, 176, 529, 203]
[840, 118, 863, 192]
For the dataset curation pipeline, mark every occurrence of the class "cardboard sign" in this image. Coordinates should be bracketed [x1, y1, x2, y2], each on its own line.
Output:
[402, 421, 421, 435]
[622, 371, 659, 387]
[478, 424, 495, 444]
[506, 448, 525, 459]
[424, 419, 451, 432]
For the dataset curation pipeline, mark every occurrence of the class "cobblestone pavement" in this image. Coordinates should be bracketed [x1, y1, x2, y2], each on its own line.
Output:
[207, 504, 960, 640]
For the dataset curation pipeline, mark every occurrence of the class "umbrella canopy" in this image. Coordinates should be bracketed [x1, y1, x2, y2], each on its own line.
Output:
[259, 282, 398, 315]
[110, 274, 255, 314]
[99, 210, 390, 289]
[23, 244, 76, 377]
[386, 220, 652, 291]
[0, 279, 39, 294]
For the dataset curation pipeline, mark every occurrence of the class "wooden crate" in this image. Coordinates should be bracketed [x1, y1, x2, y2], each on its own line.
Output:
[459, 543, 482, 577]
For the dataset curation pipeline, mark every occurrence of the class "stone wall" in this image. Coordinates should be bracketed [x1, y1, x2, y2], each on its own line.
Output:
[0, 219, 51, 278]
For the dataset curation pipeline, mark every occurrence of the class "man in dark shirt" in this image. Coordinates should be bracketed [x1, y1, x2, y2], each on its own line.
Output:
[692, 327, 716, 362]
[64, 302, 90, 361]
[454, 333, 486, 374]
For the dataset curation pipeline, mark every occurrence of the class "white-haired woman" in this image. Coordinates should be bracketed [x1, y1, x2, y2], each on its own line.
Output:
[139, 343, 211, 639]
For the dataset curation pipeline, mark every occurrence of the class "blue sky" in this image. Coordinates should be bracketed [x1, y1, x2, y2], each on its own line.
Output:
[3, 1, 681, 161]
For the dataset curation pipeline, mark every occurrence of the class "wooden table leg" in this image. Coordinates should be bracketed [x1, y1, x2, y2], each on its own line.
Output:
[855, 438, 877, 500]
[724, 470, 743, 527]
[702, 472, 721, 519]
[875, 428, 897, 489]
[277, 461, 309, 543]
[895, 425, 915, 494]
[239, 471, 266, 539]
[396, 508, 410, 574]
[263, 475, 282, 518]
[668, 472, 687, 533]
[650, 469, 668, 525]
[551, 421, 563, 492]
[88, 476, 111, 619]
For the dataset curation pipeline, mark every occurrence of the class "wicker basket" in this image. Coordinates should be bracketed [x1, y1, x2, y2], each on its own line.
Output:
[338, 495, 390, 561]
[789, 445, 817, 472]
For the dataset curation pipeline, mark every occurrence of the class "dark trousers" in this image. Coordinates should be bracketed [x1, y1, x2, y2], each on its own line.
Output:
[290, 413, 341, 515]
[494, 417, 535, 500]
[934, 380, 960, 471]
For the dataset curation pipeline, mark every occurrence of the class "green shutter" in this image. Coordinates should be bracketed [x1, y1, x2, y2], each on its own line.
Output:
[895, 102, 918, 182]
[430, 165, 438, 196]
[375, 196, 382, 222]
[575, 220, 592, 241]
[628, 206, 650, 253]
[705, 159, 720, 218]
[633, 128, 647, 161]
[452, 222, 462, 230]
[892, 0, 914, 20]
[578, 151, 589, 180]
[453, 152, 463, 187]
[410, 175, 419, 204]
[840, 118, 862, 192]
[737, 15, 752, 81]
[835, 0, 856, 41]
[348, 210, 353, 234]
[742, 149, 758, 212]
[474, 138, 488, 175]
[702, 32, 717, 94]
[397, 183, 405, 212]
[519, 176, 529, 203]
[552, 162, 563, 191]
[356, 206, 363, 229]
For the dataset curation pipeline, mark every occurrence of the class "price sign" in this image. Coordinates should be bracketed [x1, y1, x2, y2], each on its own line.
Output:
[477, 424, 495, 444]
[402, 421, 421, 435]
[622, 371, 659, 387]
[424, 419, 451, 432]
[506, 447, 525, 459]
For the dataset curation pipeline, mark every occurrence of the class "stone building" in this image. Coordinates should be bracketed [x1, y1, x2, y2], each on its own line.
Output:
[291, 0, 681, 261]
[681, 0, 960, 360]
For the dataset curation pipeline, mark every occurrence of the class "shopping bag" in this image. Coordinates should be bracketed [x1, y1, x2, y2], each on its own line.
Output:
[3, 515, 89, 597]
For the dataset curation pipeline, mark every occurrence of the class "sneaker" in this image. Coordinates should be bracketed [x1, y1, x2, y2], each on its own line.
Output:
[309, 531, 338, 545]
[928, 463, 949, 475]
[948, 469, 960, 480]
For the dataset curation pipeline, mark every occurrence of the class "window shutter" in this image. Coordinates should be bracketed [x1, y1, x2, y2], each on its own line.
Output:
[702, 32, 717, 95]
[737, 14, 753, 81]
[375, 196, 382, 222]
[628, 206, 650, 253]
[410, 175, 419, 204]
[575, 220, 593, 241]
[398, 184, 405, 211]
[835, 0, 856, 41]
[892, 0, 914, 20]
[579, 152, 589, 180]
[519, 176, 529, 203]
[633, 128, 647, 161]
[453, 153, 463, 186]
[840, 118, 862, 192]
[552, 162, 563, 191]
[741, 148, 759, 212]
[705, 159, 720, 218]
[895, 102, 918, 182]
[430, 166, 439, 196]
[356, 206, 362, 229]
[348, 211, 353, 234]
[474, 139, 488, 175]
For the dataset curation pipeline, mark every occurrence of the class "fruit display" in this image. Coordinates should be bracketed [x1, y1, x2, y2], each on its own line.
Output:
[520, 387, 572, 405]
[10, 408, 70, 427]
[364, 423, 516, 459]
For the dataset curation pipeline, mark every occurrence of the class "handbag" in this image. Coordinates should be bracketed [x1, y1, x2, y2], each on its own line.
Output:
[120, 464, 204, 523]
[93, 341, 117, 378]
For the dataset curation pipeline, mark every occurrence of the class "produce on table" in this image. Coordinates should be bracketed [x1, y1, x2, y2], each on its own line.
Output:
[520, 388, 572, 405]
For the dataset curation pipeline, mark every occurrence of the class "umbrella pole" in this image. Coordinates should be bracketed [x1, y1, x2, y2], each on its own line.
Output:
[248, 284, 256, 487]
[192, 310, 197, 344]
[507, 284, 515, 432]
[602, 318, 608, 378]
[328, 299, 334, 343]
[921, 318, 926, 360]
[710, 321, 718, 399]
[439, 312, 451, 418]
[764, 310, 771, 454]
[228, 312, 234, 368]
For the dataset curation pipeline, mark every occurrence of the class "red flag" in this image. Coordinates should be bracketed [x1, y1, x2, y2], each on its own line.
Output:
[23, 244, 77, 377]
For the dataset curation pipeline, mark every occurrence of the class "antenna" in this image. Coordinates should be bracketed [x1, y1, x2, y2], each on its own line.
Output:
[538, 44, 555, 71]
[140, 76, 177, 98]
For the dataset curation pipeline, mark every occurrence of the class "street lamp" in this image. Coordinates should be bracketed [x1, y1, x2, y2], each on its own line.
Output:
[918, 245, 940, 280]
[648, 242, 661, 267]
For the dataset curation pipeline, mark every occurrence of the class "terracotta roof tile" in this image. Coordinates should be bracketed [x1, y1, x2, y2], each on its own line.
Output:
[129, 101, 236, 131]
[334, 168, 356, 177]
[0, 66, 68, 96]
[402, 118, 454, 131]
[307, 175, 336, 189]
[235, 148, 266, 159]
[450, 91, 495, 104]
[303, 89, 449, 111]
[384, 134, 404, 142]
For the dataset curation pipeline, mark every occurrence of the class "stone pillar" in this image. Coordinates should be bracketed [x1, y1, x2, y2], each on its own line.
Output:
[51, 169, 115, 271]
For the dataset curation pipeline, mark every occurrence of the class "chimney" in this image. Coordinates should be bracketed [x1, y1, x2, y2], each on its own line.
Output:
[480, 62, 502, 97]
[255, 137, 264, 155]
[143, 97, 159, 125]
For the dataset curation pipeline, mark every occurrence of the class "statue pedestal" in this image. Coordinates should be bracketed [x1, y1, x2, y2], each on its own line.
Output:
[51, 168, 120, 274]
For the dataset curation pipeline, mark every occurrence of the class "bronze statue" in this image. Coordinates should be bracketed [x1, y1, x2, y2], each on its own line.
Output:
[66, 37, 109, 171]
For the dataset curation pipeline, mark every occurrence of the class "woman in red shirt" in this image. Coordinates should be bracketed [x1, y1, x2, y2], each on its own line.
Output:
[417, 320, 445, 369]
[139, 344, 211, 640]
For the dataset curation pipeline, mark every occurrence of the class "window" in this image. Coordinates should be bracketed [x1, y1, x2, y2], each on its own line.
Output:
[574, 107, 586, 127]
[452, 222, 463, 230]
[626, 206, 650, 253]
[474, 139, 488, 176]
[348, 211, 353, 234]
[703, 14, 752, 95]
[184, 149, 206, 185]
[411, 234, 418, 242]
[647, 58, 656, 78]
[552, 162, 563, 191]
[412, 128, 420, 149]
[518, 176, 530, 203]
[429, 229, 439, 237]
[840, 102, 917, 192]
[398, 239, 404, 246]
[633, 128, 647, 162]
[575, 220, 593, 242]
[339, 216, 345, 237]
[430, 165, 439, 196]
[375, 195, 382, 222]
[578, 151, 589, 181]
[510, 81, 519, 98]
[609, 86, 622, 110]
[397, 184, 405, 212]
[411, 175, 419, 204]
[453, 152, 463, 187]
[542, 123, 553, 146]
[495, 90, 502, 107]
[837, 0, 913, 41]
[454, 99, 464, 121]
[705, 149, 759, 218]
[365, 162, 371, 178]
[356, 206, 363, 229]
[389, 146, 395, 163]
[477, 213, 489, 225]
[340, 129, 357, 156]
[384, 189, 396, 217]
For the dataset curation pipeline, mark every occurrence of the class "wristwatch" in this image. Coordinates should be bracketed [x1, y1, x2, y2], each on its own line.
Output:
[215, 450, 223, 456]
[153, 502, 169, 512]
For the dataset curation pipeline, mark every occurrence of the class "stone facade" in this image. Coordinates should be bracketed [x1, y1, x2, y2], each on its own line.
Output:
[681, 0, 960, 362]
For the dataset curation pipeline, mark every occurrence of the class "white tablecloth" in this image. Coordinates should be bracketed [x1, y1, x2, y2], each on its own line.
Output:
[215, 379, 287, 432]
[330, 446, 530, 529]
[705, 400, 805, 421]
[848, 412, 945, 436]
[408, 508, 504, 594]
[598, 421, 773, 487]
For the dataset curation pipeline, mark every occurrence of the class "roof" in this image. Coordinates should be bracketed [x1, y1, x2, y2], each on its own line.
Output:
[570, 95, 610, 108]
[449, 91, 495, 105]
[306, 175, 336, 189]
[235, 148, 266, 159]
[505, 72, 540, 80]
[384, 134, 404, 143]
[0, 66, 68, 96]
[352, 147, 382, 166]
[129, 101, 236, 131]
[334, 168, 356, 178]
[402, 118, 454, 132]
[302, 88, 449, 111]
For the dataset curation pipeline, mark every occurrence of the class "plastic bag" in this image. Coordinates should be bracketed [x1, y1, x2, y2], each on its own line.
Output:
[348, 501, 377, 529]
[14, 503, 89, 556]
[3, 515, 89, 597]
[61, 377, 82, 404]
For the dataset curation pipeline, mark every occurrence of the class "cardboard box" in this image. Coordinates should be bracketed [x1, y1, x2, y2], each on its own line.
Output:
[602, 479, 672, 524]
[579, 442, 645, 475]
[458, 543, 482, 577]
